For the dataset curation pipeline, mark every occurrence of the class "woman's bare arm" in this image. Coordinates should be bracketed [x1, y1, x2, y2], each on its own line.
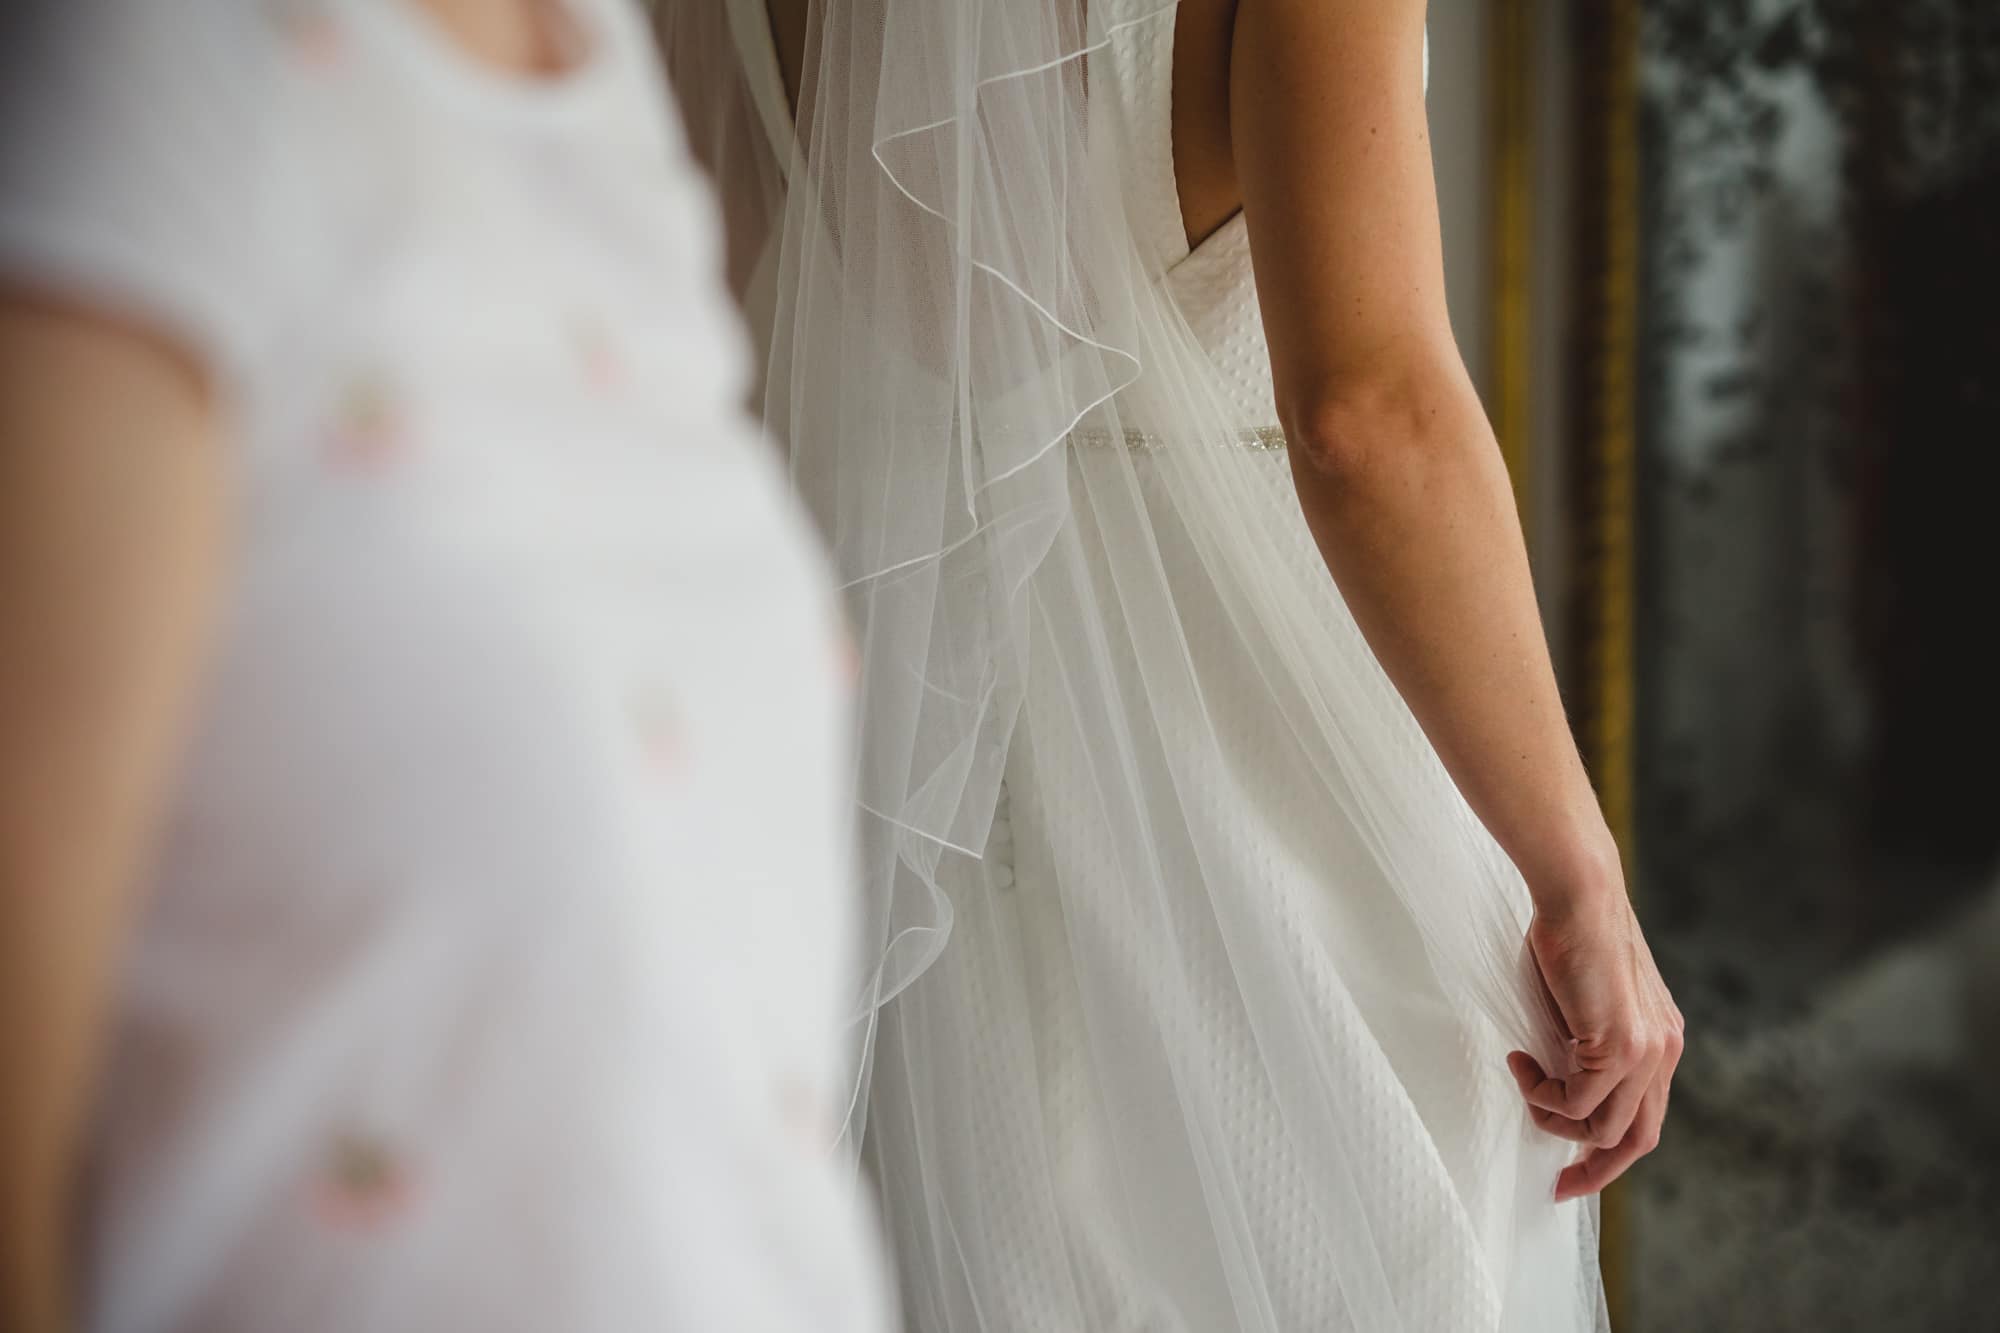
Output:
[0, 298, 227, 1331]
[1223, 0, 1681, 1196]
[1230, 0, 1605, 911]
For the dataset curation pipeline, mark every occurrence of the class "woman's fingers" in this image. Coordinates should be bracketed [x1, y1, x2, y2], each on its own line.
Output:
[1507, 1053, 1597, 1143]
[1554, 1082, 1667, 1201]
[1513, 1061, 1616, 1122]
[1511, 1031, 1655, 1126]
[1578, 1055, 1655, 1148]
[1508, 1049, 1652, 1148]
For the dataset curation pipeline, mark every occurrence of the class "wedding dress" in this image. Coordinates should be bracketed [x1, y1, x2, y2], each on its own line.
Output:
[662, 2, 1609, 1328]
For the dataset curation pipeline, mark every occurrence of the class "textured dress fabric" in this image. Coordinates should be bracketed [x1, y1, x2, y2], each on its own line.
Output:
[0, 3, 889, 1330]
[878, 29, 1525, 1332]
[699, 3, 1602, 1329]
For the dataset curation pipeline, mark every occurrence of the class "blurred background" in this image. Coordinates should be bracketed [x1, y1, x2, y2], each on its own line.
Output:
[1425, 1, 1999, 1328]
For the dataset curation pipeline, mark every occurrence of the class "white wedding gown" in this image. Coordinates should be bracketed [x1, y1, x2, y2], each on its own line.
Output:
[673, 4, 1607, 1329]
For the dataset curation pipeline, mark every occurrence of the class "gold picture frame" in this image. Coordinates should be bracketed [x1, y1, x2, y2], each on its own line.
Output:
[1489, 0, 1644, 1323]
[1562, 0, 1641, 1323]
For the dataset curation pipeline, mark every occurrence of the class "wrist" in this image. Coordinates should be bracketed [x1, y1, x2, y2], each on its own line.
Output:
[1520, 817, 1626, 919]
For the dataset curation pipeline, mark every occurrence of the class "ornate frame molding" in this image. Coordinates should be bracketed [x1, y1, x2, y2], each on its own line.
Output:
[1564, 0, 1642, 1321]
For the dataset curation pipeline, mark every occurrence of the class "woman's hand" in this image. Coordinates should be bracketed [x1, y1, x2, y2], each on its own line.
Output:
[1508, 885, 1684, 1201]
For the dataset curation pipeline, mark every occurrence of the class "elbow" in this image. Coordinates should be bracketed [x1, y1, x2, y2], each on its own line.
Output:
[1279, 366, 1468, 487]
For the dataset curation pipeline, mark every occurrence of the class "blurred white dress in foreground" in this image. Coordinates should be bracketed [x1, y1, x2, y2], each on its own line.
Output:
[0, 2, 888, 1329]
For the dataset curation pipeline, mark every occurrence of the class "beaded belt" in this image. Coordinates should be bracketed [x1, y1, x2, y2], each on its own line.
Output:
[1068, 424, 1288, 454]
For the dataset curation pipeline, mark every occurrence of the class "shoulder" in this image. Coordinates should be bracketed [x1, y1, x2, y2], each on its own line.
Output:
[0, 1, 340, 388]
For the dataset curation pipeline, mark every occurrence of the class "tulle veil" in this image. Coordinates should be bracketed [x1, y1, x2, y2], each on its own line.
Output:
[656, 1, 1608, 1327]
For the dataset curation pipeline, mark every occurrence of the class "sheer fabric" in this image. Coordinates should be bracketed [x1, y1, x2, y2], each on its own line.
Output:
[660, 1, 1608, 1327]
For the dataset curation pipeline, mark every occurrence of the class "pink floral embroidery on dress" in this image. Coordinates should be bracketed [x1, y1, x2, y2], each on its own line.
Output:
[630, 682, 685, 775]
[575, 318, 623, 393]
[776, 1078, 833, 1152]
[278, 2, 343, 70]
[327, 375, 406, 473]
[310, 1133, 414, 1232]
